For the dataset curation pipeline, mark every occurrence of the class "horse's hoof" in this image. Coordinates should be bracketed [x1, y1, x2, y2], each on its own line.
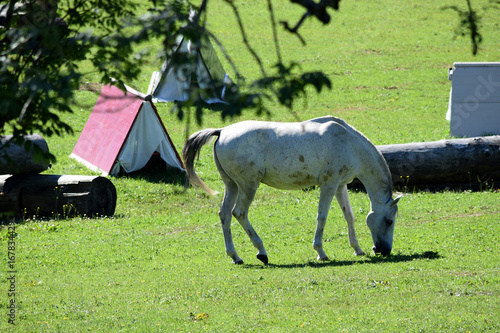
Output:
[354, 250, 366, 256]
[233, 259, 244, 265]
[317, 255, 330, 261]
[257, 254, 269, 264]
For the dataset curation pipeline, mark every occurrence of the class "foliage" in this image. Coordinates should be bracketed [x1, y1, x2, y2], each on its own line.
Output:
[116, 0, 335, 123]
[0, 0, 142, 162]
[280, 0, 341, 44]
[0, 0, 337, 158]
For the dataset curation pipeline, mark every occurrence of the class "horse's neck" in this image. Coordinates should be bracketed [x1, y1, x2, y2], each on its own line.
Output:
[363, 177, 393, 208]
[357, 148, 393, 207]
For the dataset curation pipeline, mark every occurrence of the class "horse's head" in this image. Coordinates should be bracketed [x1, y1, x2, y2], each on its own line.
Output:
[366, 196, 401, 256]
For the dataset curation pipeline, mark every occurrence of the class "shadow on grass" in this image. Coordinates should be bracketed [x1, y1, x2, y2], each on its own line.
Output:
[241, 251, 441, 269]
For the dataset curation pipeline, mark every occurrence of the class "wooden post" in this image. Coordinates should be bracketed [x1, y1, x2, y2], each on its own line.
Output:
[0, 175, 117, 219]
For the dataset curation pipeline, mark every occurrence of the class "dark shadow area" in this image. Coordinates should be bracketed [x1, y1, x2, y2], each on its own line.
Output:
[117, 154, 188, 186]
[240, 251, 441, 269]
[348, 177, 499, 194]
[394, 182, 500, 193]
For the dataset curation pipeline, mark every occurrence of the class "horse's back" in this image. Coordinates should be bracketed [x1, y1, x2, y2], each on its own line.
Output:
[305, 115, 348, 126]
[216, 116, 349, 157]
[214, 116, 363, 190]
[219, 115, 350, 140]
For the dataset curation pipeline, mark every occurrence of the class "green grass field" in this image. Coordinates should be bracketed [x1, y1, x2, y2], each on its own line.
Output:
[1, 0, 500, 331]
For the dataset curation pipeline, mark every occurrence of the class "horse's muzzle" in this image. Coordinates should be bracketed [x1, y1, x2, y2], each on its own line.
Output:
[372, 244, 391, 256]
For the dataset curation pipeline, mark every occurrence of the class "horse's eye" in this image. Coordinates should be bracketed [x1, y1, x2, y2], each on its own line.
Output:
[385, 218, 393, 225]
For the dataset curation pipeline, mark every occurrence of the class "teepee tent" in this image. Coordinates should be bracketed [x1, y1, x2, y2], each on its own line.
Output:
[70, 84, 184, 176]
[147, 33, 232, 104]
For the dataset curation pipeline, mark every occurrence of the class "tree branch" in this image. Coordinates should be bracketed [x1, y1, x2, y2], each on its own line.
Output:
[223, 0, 267, 77]
[280, 0, 340, 44]
[465, 0, 480, 55]
[267, 0, 282, 63]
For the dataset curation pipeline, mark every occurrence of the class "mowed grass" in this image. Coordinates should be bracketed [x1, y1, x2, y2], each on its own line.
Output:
[1, 0, 500, 331]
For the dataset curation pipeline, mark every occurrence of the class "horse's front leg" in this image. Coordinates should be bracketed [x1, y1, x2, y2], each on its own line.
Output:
[219, 184, 243, 264]
[314, 184, 338, 261]
[335, 185, 365, 256]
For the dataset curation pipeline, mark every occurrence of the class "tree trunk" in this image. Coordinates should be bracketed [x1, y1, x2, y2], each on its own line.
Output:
[376, 136, 500, 189]
[0, 175, 116, 219]
[0, 134, 51, 174]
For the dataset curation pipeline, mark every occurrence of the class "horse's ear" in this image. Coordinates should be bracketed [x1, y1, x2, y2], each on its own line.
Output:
[390, 195, 402, 207]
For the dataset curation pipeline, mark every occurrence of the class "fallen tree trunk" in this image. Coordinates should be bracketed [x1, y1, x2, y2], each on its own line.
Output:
[0, 134, 51, 174]
[375, 136, 500, 189]
[0, 175, 116, 219]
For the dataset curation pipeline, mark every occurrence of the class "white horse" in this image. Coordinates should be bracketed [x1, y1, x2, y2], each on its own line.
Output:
[182, 116, 401, 264]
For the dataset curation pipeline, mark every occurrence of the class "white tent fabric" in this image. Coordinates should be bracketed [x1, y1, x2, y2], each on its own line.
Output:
[148, 36, 191, 103]
[110, 101, 185, 175]
[148, 34, 231, 104]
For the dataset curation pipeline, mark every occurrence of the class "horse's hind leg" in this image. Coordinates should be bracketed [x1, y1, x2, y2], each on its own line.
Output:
[232, 182, 268, 264]
[335, 185, 365, 256]
[215, 149, 245, 264]
[219, 181, 243, 264]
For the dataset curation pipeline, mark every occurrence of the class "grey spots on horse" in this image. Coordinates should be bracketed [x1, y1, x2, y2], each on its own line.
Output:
[288, 171, 316, 186]
[298, 155, 305, 162]
[321, 169, 334, 184]
[288, 171, 304, 179]
[339, 165, 349, 176]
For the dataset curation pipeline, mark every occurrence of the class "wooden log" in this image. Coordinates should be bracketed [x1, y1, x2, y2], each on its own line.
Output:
[375, 136, 500, 188]
[0, 175, 116, 219]
[0, 134, 51, 174]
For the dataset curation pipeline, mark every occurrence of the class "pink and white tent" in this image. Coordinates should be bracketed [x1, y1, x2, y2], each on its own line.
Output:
[71, 84, 184, 176]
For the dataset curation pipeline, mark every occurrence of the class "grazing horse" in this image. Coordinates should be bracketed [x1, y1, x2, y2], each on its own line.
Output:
[182, 116, 401, 264]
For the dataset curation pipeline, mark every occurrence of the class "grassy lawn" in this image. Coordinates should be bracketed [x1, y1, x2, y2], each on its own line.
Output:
[1, 0, 499, 331]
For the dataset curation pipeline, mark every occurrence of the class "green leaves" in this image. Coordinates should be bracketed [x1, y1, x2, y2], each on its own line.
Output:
[171, 61, 332, 126]
[253, 63, 332, 109]
[0, 0, 144, 162]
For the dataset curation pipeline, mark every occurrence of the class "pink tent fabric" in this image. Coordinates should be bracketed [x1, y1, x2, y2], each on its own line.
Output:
[71, 84, 184, 175]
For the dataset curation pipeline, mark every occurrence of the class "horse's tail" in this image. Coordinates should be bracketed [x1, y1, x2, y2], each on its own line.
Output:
[182, 128, 221, 196]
